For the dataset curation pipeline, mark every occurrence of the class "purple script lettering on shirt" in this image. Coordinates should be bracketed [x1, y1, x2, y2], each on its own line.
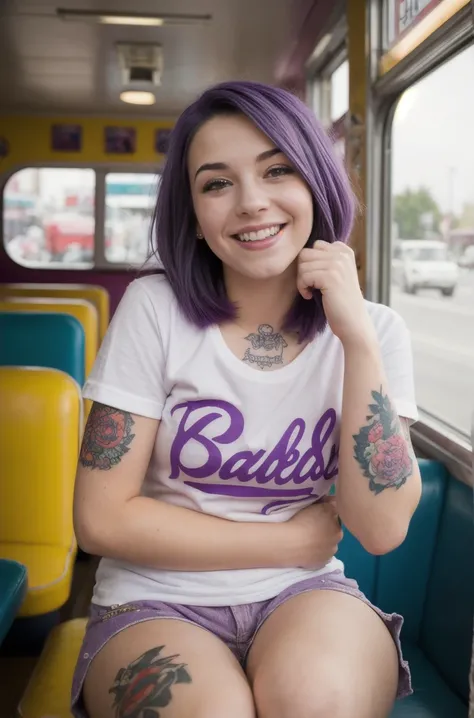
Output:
[169, 400, 338, 514]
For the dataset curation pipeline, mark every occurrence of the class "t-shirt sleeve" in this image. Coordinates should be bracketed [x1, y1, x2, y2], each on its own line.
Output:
[82, 279, 167, 419]
[379, 310, 419, 424]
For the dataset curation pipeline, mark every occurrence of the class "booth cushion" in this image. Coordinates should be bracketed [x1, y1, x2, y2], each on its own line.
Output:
[419, 476, 474, 703]
[0, 282, 109, 343]
[337, 459, 448, 642]
[0, 367, 81, 617]
[0, 543, 76, 617]
[338, 460, 472, 715]
[0, 559, 27, 645]
[0, 297, 97, 378]
[390, 644, 467, 717]
[18, 617, 88, 718]
[0, 311, 85, 385]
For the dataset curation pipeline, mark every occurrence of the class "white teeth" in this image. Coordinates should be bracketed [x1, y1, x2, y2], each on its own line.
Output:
[237, 225, 281, 242]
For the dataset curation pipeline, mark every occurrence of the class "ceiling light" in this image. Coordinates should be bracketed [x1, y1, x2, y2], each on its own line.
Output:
[100, 16, 164, 26]
[120, 91, 156, 105]
[56, 9, 212, 26]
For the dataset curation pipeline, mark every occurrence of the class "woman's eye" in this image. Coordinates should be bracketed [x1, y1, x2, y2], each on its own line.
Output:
[266, 165, 295, 178]
[202, 178, 230, 193]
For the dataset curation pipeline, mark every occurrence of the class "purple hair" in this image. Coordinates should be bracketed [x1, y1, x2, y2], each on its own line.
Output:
[151, 80, 356, 341]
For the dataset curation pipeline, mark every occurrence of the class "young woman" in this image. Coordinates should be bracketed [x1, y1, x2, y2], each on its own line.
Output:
[72, 80, 421, 718]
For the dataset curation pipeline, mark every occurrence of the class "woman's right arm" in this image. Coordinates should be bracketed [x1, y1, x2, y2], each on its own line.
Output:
[74, 402, 342, 571]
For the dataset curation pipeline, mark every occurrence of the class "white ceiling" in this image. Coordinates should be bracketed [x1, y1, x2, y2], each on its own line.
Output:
[0, 0, 301, 116]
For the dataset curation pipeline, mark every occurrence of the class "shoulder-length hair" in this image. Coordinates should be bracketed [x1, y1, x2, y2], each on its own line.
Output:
[151, 80, 356, 342]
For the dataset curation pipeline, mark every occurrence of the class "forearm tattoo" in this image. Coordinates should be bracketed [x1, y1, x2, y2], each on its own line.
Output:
[79, 402, 135, 470]
[109, 646, 192, 717]
[353, 387, 413, 494]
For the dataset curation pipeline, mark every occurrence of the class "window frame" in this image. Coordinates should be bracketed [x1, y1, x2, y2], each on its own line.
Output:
[308, 46, 349, 128]
[367, 0, 474, 480]
[0, 161, 162, 272]
[306, 13, 348, 126]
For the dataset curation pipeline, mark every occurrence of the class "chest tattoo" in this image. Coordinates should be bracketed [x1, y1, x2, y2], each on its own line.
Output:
[243, 324, 288, 370]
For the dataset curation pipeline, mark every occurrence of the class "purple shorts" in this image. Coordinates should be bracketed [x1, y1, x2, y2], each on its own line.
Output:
[71, 571, 412, 716]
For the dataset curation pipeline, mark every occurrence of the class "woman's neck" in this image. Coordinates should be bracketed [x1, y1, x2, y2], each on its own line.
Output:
[224, 264, 298, 333]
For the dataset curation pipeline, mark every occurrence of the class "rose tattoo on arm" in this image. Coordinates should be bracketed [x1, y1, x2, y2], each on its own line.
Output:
[79, 403, 135, 470]
[353, 388, 413, 494]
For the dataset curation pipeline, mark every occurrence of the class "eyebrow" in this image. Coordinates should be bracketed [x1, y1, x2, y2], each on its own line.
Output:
[194, 147, 283, 180]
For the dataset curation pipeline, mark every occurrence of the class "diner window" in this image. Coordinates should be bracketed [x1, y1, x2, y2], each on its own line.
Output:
[3, 168, 95, 268]
[104, 172, 158, 265]
[390, 45, 474, 437]
[330, 60, 349, 123]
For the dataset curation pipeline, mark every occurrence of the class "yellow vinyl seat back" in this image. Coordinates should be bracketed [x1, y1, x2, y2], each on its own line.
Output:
[0, 282, 109, 343]
[0, 367, 81, 616]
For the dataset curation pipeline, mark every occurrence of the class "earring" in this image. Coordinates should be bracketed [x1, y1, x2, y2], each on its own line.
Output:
[196, 230, 204, 239]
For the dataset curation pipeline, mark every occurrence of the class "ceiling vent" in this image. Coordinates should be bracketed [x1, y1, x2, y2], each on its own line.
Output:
[116, 43, 164, 87]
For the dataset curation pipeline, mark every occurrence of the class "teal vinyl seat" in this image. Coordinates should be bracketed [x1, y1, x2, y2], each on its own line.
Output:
[0, 312, 85, 385]
[338, 459, 473, 717]
[0, 559, 27, 645]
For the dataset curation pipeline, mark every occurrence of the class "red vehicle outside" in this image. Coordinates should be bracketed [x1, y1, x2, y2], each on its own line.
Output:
[44, 213, 95, 259]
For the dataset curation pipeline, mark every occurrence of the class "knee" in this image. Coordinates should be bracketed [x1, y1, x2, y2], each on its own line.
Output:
[253, 669, 352, 718]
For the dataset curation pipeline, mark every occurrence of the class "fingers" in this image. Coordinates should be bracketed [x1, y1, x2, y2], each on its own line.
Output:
[297, 242, 355, 300]
[299, 240, 353, 262]
[320, 496, 343, 528]
[297, 268, 330, 299]
[313, 240, 354, 254]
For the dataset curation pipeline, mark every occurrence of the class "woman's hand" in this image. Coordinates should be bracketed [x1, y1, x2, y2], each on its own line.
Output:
[297, 240, 375, 347]
[286, 497, 343, 569]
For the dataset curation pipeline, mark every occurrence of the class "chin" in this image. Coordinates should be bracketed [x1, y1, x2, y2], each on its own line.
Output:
[233, 257, 296, 281]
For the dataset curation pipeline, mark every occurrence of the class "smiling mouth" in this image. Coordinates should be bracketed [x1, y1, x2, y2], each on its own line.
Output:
[231, 224, 287, 243]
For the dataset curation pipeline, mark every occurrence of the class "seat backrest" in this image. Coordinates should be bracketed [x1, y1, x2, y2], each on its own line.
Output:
[0, 312, 85, 385]
[0, 283, 109, 343]
[337, 459, 449, 643]
[0, 297, 98, 378]
[419, 475, 474, 703]
[0, 366, 81, 548]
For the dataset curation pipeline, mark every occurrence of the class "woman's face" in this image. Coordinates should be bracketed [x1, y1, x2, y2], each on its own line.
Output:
[188, 113, 314, 281]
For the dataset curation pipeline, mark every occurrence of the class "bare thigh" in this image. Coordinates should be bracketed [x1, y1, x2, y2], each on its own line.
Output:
[246, 590, 399, 718]
[84, 618, 256, 718]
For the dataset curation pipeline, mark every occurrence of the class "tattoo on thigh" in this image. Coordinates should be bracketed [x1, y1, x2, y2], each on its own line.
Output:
[352, 387, 413, 495]
[79, 402, 135, 470]
[243, 324, 288, 370]
[109, 645, 192, 717]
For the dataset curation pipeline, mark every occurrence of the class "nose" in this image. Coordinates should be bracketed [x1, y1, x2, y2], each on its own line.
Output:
[235, 177, 270, 216]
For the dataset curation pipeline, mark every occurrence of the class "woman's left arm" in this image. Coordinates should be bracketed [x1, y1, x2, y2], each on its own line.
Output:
[297, 240, 422, 555]
[337, 334, 421, 554]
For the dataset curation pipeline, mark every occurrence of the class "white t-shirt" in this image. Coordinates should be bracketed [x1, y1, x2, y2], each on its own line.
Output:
[83, 274, 418, 607]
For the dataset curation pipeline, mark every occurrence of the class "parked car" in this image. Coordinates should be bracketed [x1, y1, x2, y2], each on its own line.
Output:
[391, 239, 459, 296]
[458, 245, 474, 270]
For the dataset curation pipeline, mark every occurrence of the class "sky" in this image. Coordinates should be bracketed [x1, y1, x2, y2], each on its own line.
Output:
[392, 44, 474, 216]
